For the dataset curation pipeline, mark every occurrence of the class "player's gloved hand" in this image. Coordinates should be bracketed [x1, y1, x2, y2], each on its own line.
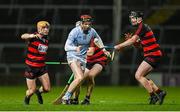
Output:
[133, 39, 141, 48]
[124, 33, 141, 48]
[29, 34, 40, 39]
[103, 49, 111, 58]
[124, 33, 133, 40]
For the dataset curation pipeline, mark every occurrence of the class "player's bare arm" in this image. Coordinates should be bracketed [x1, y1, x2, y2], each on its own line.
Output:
[21, 33, 38, 40]
[94, 38, 111, 58]
[114, 34, 139, 51]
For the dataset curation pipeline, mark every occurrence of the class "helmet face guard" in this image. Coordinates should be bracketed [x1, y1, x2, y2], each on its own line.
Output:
[129, 11, 143, 26]
[129, 11, 143, 18]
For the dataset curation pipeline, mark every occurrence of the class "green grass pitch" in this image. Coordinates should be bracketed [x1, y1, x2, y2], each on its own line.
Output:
[0, 86, 180, 111]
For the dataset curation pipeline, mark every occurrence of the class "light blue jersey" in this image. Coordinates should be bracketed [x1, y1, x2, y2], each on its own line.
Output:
[64, 26, 102, 63]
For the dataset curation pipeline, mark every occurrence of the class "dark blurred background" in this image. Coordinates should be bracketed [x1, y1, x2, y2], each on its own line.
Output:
[0, 0, 180, 86]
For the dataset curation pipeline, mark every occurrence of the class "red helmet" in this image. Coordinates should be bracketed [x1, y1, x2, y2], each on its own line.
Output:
[80, 15, 93, 22]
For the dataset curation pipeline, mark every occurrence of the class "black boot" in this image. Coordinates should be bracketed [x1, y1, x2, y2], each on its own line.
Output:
[81, 98, 90, 105]
[70, 99, 79, 105]
[24, 96, 30, 105]
[157, 90, 166, 105]
[149, 95, 159, 104]
[35, 90, 43, 104]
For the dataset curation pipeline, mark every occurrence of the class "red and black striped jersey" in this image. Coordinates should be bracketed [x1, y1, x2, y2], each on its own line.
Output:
[135, 22, 162, 57]
[86, 38, 109, 66]
[25, 33, 49, 67]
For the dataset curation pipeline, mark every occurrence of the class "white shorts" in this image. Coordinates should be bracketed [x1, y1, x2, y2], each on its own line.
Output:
[67, 57, 86, 70]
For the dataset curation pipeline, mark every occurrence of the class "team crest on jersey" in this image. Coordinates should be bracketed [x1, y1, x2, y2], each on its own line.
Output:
[38, 44, 48, 53]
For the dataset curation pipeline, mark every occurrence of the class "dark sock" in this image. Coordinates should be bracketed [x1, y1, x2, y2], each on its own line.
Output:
[155, 89, 162, 94]
[74, 97, 78, 101]
[85, 95, 90, 100]
[150, 92, 155, 97]
[26, 95, 30, 99]
[36, 89, 42, 94]
[26, 93, 33, 98]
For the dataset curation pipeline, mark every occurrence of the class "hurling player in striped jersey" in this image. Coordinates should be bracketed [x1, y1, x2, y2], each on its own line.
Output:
[114, 11, 166, 105]
[21, 21, 51, 105]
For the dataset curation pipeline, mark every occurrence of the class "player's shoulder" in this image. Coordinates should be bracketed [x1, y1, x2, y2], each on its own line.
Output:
[90, 27, 96, 32]
[143, 23, 149, 27]
[69, 26, 80, 34]
[89, 28, 98, 34]
[71, 26, 79, 32]
[143, 23, 152, 30]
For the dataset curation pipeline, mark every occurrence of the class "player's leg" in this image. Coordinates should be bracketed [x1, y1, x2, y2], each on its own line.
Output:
[81, 76, 94, 105]
[62, 61, 84, 104]
[37, 73, 51, 104]
[145, 57, 166, 105]
[38, 73, 51, 93]
[24, 66, 37, 105]
[148, 79, 166, 105]
[146, 79, 159, 104]
[81, 64, 103, 105]
[148, 79, 161, 93]
[24, 78, 36, 105]
[135, 61, 157, 104]
[53, 73, 74, 105]
[71, 69, 89, 105]
[71, 86, 80, 105]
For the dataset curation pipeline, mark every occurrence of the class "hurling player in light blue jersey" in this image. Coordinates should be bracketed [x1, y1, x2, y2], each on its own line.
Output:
[62, 15, 105, 104]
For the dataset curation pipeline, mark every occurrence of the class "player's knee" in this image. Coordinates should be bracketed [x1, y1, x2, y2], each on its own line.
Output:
[29, 88, 36, 94]
[88, 73, 94, 78]
[76, 76, 84, 83]
[43, 87, 50, 93]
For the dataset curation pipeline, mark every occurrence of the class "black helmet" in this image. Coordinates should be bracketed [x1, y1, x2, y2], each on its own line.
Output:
[129, 11, 143, 18]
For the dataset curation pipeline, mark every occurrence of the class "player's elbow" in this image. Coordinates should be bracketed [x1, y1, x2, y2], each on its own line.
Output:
[64, 47, 67, 51]
[64, 44, 68, 51]
[64, 43, 71, 51]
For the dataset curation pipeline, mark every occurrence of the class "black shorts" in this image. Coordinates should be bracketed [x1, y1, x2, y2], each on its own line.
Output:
[86, 62, 105, 70]
[24, 65, 48, 79]
[144, 56, 162, 68]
